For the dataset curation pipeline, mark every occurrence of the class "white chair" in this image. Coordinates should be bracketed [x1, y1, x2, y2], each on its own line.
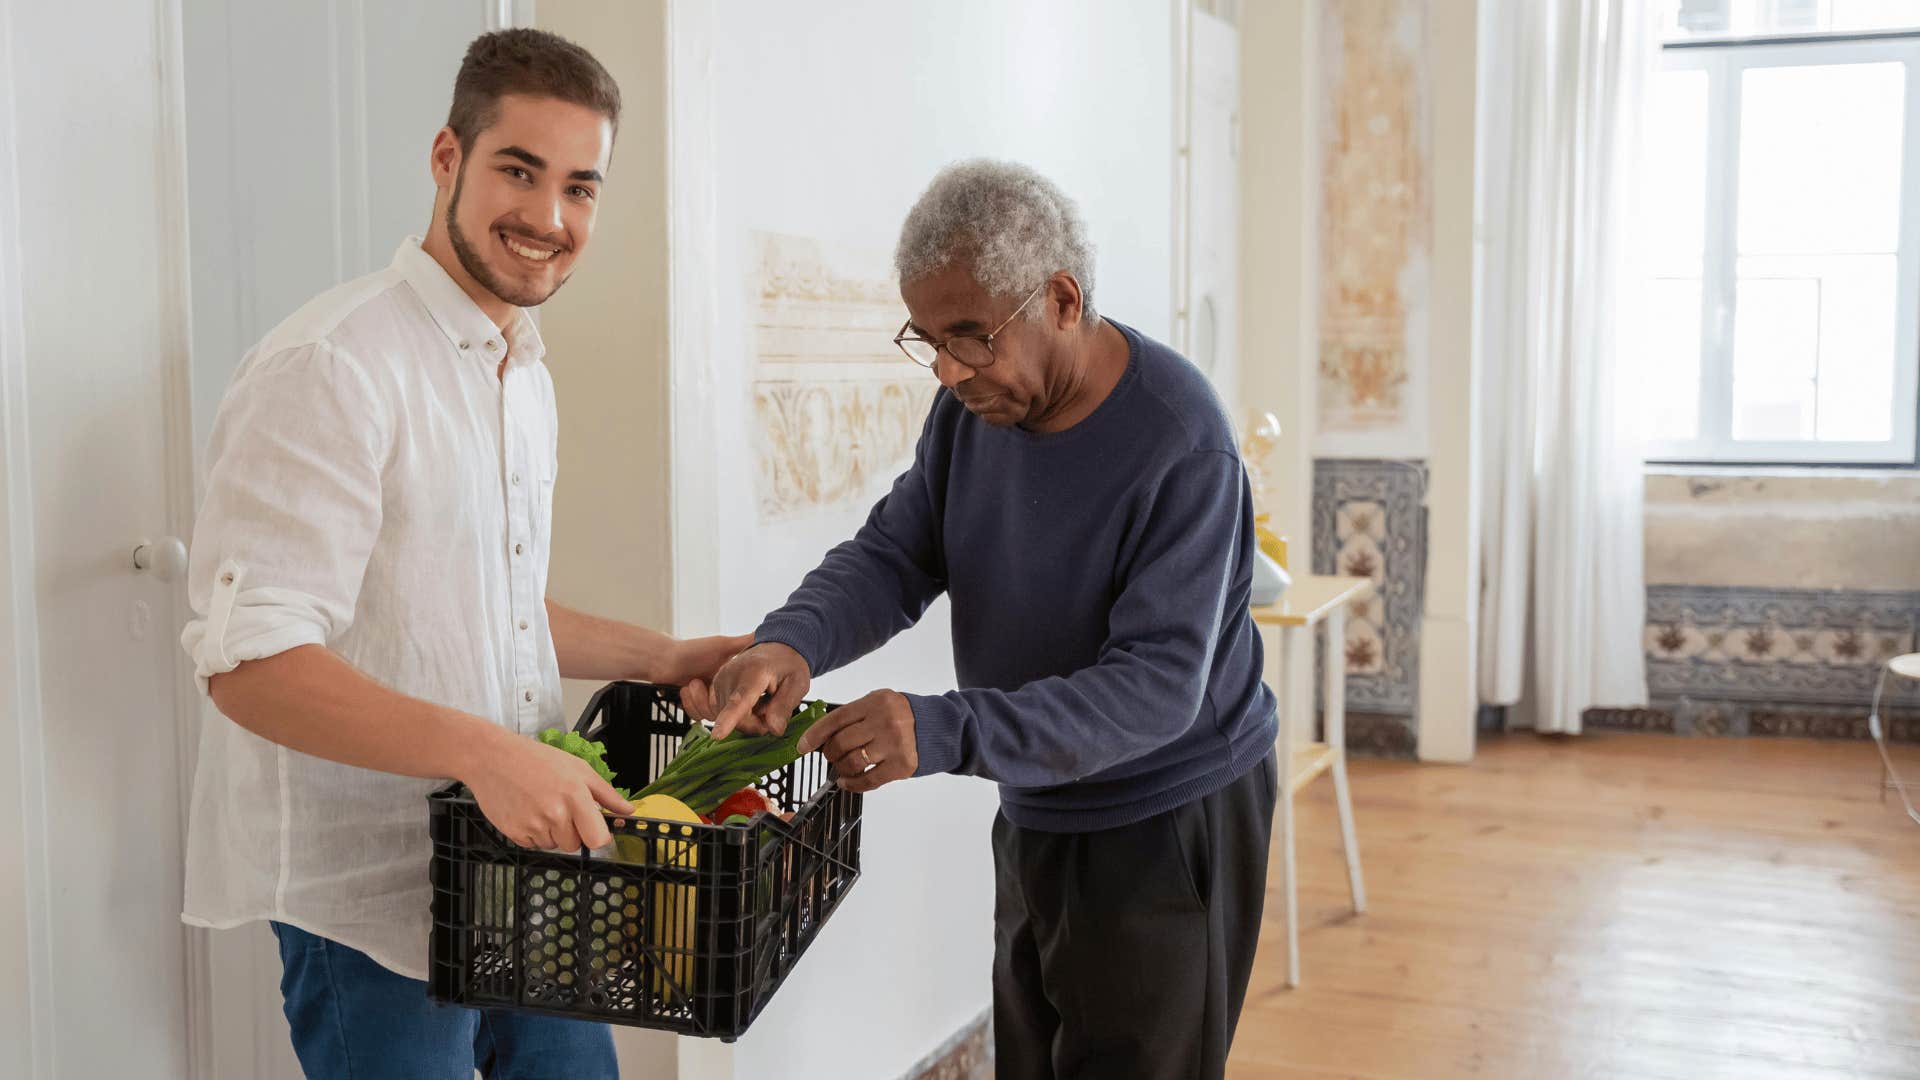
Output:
[1253, 575, 1371, 987]
[1872, 653, 1920, 825]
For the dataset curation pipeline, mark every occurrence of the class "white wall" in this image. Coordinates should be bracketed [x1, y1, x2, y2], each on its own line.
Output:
[1416, 0, 1481, 762]
[671, 1, 1178, 1075]
[1237, 1, 1321, 743]
[699, 0, 1176, 655]
[1645, 471, 1920, 589]
[532, 2, 682, 1073]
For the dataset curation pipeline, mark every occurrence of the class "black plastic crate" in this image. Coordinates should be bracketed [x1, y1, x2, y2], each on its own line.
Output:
[427, 681, 862, 1040]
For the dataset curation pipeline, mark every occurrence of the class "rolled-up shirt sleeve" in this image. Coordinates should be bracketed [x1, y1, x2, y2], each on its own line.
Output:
[181, 341, 388, 693]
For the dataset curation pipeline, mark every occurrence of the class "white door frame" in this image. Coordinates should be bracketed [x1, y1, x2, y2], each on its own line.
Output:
[0, 2, 57, 1074]
[1171, 0, 1193, 351]
[155, 0, 219, 1073]
[666, 0, 724, 640]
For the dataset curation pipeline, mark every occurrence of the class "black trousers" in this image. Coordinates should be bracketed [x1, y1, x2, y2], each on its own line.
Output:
[992, 752, 1278, 1080]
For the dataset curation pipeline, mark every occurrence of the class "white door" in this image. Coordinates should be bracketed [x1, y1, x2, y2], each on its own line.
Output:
[1186, 8, 1242, 406]
[0, 2, 202, 1078]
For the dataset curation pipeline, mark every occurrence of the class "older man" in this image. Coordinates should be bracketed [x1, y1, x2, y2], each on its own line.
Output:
[690, 159, 1278, 1078]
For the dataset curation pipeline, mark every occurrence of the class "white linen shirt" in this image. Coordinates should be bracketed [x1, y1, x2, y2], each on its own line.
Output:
[179, 237, 563, 979]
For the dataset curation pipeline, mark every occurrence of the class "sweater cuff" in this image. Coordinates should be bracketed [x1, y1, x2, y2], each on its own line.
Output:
[905, 692, 963, 777]
[752, 617, 826, 676]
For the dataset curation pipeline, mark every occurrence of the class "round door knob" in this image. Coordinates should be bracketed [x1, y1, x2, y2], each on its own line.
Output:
[132, 537, 188, 582]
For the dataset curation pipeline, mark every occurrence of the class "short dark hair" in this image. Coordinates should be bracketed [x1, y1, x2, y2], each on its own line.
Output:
[446, 29, 620, 155]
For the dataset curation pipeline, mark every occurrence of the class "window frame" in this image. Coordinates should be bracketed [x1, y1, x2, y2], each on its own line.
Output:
[1645, 33, 1920, 467]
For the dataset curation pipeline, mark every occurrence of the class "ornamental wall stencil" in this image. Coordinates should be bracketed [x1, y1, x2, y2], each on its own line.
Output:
[750, 232, 936, 521]
[1316, 0, 1431, 448]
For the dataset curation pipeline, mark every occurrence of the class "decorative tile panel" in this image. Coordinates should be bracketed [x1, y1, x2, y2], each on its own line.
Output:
[1311, 459, 1428, 721]
[905, 1011, 991, 1080]
[1643, 586, 1919, 706]
[1588, 585, 1920, 741]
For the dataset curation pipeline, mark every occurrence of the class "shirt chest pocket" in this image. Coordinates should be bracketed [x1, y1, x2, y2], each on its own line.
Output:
[532, 473, 556, 549]
[499, 370, 557, 553]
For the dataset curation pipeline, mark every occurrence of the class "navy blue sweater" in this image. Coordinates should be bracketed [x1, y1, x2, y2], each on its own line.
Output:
[755, 322, 1276, 831]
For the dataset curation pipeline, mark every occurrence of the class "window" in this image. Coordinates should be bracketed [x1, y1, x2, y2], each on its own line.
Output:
[1640, 5, 1920, 464]
[1666, 0, 1920, 40]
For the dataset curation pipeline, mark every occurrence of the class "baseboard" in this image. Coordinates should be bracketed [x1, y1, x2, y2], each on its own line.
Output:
[1585, 702, 1920, 741]
[1344, 711, 1418, 758]
[900, 1010, 991, 1080]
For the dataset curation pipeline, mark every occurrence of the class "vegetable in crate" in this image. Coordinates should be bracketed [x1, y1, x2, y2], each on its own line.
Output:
[708, 786, 786, 920]
[634, 700, 830, 817]
[491, 700, 827, 1005]
[472, 730, 635, 969]
[617, 700, 829, 999]
[616, 794, 702, 1004]
[526, 794, 702, 1005]
[712, 786, 778, 823]
[536, 727, 634, 801]
[475, 862, 517, 931]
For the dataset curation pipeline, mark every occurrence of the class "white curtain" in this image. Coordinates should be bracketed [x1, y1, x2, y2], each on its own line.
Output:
[1477, 0, 1653, 732]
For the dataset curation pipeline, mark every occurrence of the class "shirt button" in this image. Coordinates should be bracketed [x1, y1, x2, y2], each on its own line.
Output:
[518, 619, 529, 631]
[524, 690, 535, 703]
[514, 543, 524, 556]
[512, 473, 521, 486]
[458, 340, 470, 350]
[486, 340, 499, 350]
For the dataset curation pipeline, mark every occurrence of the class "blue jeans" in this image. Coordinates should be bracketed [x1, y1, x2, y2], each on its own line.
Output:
[270, 922, 617, 1080]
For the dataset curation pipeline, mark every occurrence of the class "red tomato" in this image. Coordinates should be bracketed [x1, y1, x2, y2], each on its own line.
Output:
[711, 787, 777, 822]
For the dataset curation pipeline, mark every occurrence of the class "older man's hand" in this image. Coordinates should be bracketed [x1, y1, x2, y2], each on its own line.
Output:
[797, 689, 918, 794]
[685, 641, 812, 740]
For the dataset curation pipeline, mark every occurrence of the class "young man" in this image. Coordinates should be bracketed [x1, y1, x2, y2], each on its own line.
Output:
[179, 30, 740, 1078]
[691, 160, 1279, 1079]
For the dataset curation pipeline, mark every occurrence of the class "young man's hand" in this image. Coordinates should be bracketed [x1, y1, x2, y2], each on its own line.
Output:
[656, 633, 753, 687]
[544, 600, 749, 688]
[683, 641, 811, 739]
[462, 728, 633, 852]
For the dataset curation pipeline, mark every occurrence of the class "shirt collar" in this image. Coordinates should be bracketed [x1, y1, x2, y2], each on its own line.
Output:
[391, 236, 546, 369]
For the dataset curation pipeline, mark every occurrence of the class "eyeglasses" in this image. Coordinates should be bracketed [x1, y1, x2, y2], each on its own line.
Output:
[893, 282, 1045, 371]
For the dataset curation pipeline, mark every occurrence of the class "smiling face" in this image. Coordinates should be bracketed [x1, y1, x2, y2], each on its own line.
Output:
[427, 93, 612, 314]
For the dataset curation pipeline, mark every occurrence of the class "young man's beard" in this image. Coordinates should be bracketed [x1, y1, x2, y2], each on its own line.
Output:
[445, 164, 569, 309]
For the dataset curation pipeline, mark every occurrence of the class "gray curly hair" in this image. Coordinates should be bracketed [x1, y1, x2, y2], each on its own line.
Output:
[894, 159, 1098, 326]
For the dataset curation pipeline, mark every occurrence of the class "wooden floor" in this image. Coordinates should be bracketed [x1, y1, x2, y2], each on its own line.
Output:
[1227, 733, 1920, 1080]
